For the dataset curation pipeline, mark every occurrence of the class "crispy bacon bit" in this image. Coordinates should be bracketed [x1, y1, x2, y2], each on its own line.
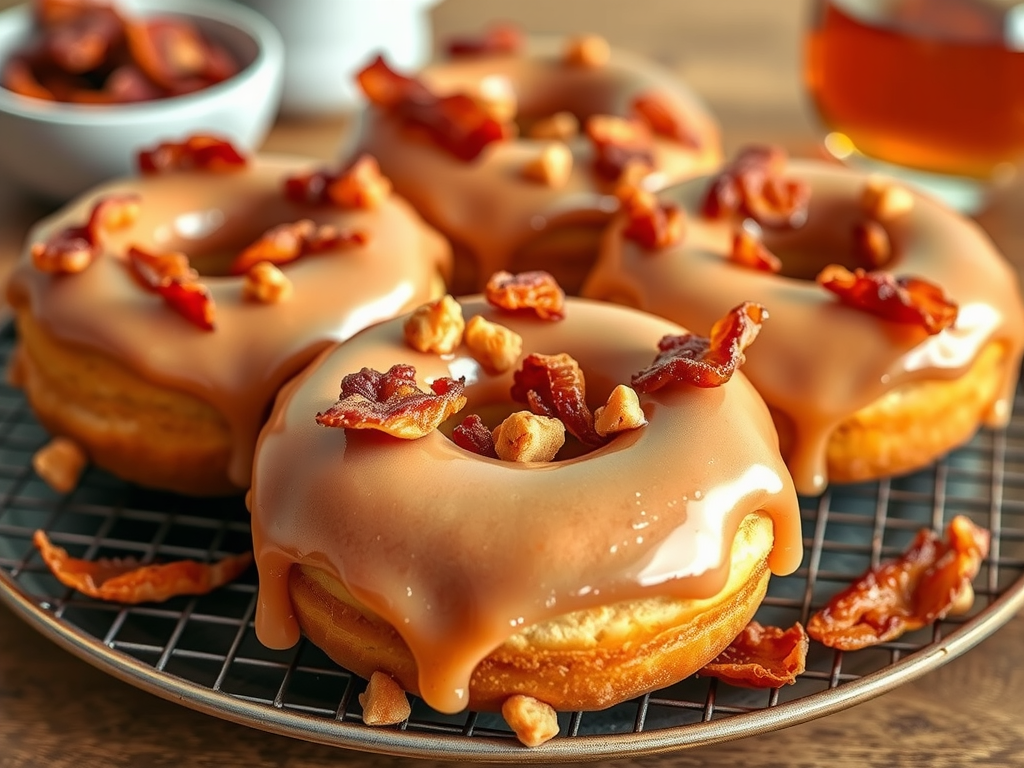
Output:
[32, 436, 88, 494]
[3, 56, 56, 100]
[528, 111, 580, 142]
[242, 261, 292, 304]
[730, 229, 781, 273]
[502, 695, 559, 748]
[138, 135, 247, 174]
[447, 22, 523, 57]
[522, 142, 573, 187]
[283, 155, 392, 210]
[33, 530, 252, 604]
[620, 186, 686, 250]
[229, 220, 367, 276]
[125, 17, 237, 95]
[357, 56, 512, 162]
[452, 414, 498, 458]
[493, 411, 565, 462]
[511, 353, 604, 447]
[464, 314, 523, 374]
[563, 34, 610, 68]
[807, 516, 990, 651]
[485, 270, 565, 321]
[853, 220, 892, 268]
[817, 264, 958, 335]
[31, 194, 139, 274]
[701, 622, 809, 688]
[358, 671, 411, 726]
[585, 114, 655, 181]
[316, 365, 467, 440]
[403, 295, 465, 355]
[127, 246, 215, 331]
[632, 92, 700, 148]
[700, 145, 810, 229]
[593, 384, 647, 436]
[631, 302, 767, 392]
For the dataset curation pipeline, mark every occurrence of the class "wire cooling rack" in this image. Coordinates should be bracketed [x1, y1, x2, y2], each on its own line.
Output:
[0, 321, 1022, 761]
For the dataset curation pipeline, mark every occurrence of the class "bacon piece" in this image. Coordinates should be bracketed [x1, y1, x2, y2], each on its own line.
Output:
[700, 145, 809, 229]
[585, 114, 655, 181]
[729, 229, 781, 273]
[31, 194, 139, 274]
[125, 17, 237, 93]
[2, 56, 57, 100]
[619, 187, 685, 250]
[357, 56, 512, 162]
[632, 302, 766, 392]
[452, 414, 499, 458]
[632, 92, 700, 148]
[44, 2, 122, 74]
[33, 530, 252, 604]
[701, 622, 808, 688]
[283, 155, 392, 210]
[511, 353, 604, 447]
[138, 135, 248, 174]
[229, 220, 367, 276]
[817, 264, 957, 335]
[484, 270, 565, 321]
[447, 22, 523, 57]
[808, 516, 989, 651]
[316, 365, 467, 440]
[127, 246, 215, 331]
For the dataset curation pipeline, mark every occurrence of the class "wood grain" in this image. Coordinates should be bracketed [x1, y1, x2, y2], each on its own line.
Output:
[2, 0, 1024, 765]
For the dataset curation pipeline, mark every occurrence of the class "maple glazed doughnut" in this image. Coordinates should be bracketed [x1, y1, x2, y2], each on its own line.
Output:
[249, 290, 802, 716]
[583, 148, 1024, 494]
[348, 28, 721, 294]
[6, 139, 450, 495]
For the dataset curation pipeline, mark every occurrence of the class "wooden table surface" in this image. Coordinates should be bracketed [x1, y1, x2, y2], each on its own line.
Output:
[2, 1, 1024, 766]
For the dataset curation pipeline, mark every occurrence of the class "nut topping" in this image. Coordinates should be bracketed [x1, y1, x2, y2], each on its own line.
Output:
[492, 411, 565, 463]
[403, 295, 465, 355]
[522, 142, 573, 187]
[861, 176, 915, 221]
[527, 111, 580, 142]
[563, 34, 610, 68]
[501, 694, 559, 747]
[32, 436, 87, 494]
[593, 384, 647, 436]
[358, 671, 411, 726]
[464, 315, 523, 374]
[242, 262, 292, 304]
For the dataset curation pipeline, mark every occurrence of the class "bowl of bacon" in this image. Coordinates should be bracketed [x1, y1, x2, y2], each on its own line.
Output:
[0, 0, 283, 200]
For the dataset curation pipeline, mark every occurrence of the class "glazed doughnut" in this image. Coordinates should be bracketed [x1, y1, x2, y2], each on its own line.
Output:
[248, 293, 802, 714]
[583, 151, 1024, 494]
[347, 32, 720, 294]
[7, 145, 450, 495]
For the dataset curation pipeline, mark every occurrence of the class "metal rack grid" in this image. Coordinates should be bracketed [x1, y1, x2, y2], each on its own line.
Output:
[0, 320, 1022, 760]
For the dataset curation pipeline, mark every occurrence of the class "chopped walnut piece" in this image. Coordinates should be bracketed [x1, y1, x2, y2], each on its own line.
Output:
[563, 34, 610, 67]
[316, 364, 467, 439]
[701, 622, 808, 688]
[242, 261, 292, 304]
[619, 186, 685, 250]
[528, 111, 580, 142]
[32, 437, 87, 494]
[853, 220, 892, 268]
[138, 135, 247, 174]
[585, 114, 655, 181]
[808, 515, 989, 650]
[32, 530, 252, 604]
[700, 145, 809, 229]
[283, 156, 392, 209]
[817, 264, 957, 334]
[522, 143, 573, 187]
[632, 92, 700, 147]
[127, 246, 215, 331]
[358, 671, 411, 726]
[357, 56, 512, 162]
[511, 353, 604, 447]
[229, 220, 367, 275]
[729, 229, 781, 273]
[492, 411, 565, 463]
[31, 194, 139, 275]
[471, 74, 518, 123]
[485, 270, 566, 321]
[632, 302, 766, 392]
[403, 295, 465, 355]
[464, 315, 523, 374]
[447, 22, 523, 57]
[861, 176, 915, 221]
[452, 414, 499, 458]
[501, 694, 560, 747]
[594, 385, 647, 436]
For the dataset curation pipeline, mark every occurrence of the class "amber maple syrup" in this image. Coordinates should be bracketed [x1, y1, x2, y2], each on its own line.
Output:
[805, 0, 1024, 180]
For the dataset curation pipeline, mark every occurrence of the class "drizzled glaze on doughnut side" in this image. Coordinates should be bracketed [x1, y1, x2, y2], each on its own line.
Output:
[248, 298, 802, 714]
[347, 40, 721, 292]
[583, 160, 1024, 494]
[6, 156, 451, 489]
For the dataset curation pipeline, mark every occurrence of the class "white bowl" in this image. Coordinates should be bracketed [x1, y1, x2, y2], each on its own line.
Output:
[0, 0, 284, 201]
[236, 0, 437, 116]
